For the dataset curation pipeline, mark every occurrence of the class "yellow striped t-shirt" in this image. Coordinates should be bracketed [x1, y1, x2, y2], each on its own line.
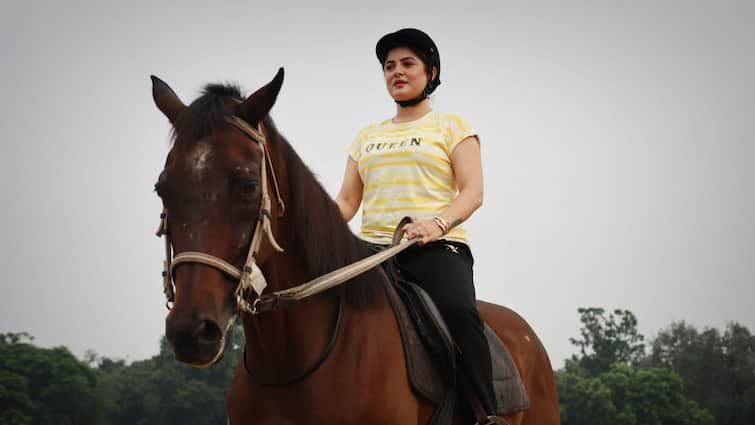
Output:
[347, 111, 478, 245]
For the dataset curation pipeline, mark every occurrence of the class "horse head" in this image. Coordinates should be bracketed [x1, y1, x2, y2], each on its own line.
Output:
[151, 69, 284, 367]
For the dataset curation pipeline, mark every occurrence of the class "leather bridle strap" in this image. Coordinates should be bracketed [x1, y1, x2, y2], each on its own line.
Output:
[249, 217, 418, 314]
[171, 252, 242, 280]
[225, 116, 285, 218]
[156, 116, 285, 311]
[243, 295, 344, 386]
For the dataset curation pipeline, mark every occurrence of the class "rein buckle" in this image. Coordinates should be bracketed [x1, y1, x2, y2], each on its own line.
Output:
[251, 297, 263, 315]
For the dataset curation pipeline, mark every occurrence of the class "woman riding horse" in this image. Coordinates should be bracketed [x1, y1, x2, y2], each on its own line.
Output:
[334, 28, 500, 424]
[151, 59, 560, 425]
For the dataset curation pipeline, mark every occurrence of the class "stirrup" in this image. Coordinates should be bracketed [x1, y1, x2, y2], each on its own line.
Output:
[474, 416, 510, 425]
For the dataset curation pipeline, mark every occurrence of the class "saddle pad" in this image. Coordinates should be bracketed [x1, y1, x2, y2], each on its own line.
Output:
[384, 279, 531, 416]
[484, 324, 531, 415]
[395, 279, 457, 385]
[383, 279, 445, 403]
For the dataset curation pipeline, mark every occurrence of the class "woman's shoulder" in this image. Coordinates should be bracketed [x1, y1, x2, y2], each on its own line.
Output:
[434, 111, 474, 127]
[354, 118, 391, 136]
[434, 112, 478, 150]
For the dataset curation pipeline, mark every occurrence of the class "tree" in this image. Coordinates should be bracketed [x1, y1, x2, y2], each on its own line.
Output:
[566, 307, 645, 377]
[0, 332, 107, 425]
[646, 321, 755, 425]
[96, 324, 244, 425]
[557, 308, 717, 425]
[1, 327, 245, 425]
[558, 364, 714, 425]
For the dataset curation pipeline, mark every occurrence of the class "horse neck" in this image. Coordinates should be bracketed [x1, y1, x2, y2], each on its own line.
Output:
[239, 135, 357, 381]
[240, 240, 341, 382]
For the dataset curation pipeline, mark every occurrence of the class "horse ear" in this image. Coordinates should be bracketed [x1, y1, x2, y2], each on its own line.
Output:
[238, 68, 284, 126]
[151, 75, 186, 123]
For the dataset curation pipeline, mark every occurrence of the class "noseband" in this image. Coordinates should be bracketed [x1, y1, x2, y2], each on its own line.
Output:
[155, 116, 285, 314]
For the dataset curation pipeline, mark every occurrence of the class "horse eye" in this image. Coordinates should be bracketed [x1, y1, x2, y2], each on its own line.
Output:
[240, 180, 259, 200]
[244, 181, 258, 193]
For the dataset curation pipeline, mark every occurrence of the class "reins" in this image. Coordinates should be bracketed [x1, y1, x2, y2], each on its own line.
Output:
[250, 230, 416, 314]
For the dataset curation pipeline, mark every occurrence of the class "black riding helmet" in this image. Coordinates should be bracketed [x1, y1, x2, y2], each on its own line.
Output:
[376, 28, 441, 107]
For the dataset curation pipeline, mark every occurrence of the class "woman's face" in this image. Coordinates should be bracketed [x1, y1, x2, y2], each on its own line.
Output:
[383, 47, 432, 102]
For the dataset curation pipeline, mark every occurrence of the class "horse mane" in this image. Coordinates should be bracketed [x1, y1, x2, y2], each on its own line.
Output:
[262, 116, 386, 308]
[171, 83, 385, 307]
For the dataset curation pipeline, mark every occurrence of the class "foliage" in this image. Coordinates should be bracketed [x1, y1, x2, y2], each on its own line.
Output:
[565, 307, 645, 377]
[95, 325, 244, 425]
[3, 311, 753, 424]
[558, 307, 755, 425]
[645, 321, 755, 425]
[0, 328, 243, 425]
[557, 309, 715, 425]
[557, 364, 714, 425]
[0, 332, 106, 425]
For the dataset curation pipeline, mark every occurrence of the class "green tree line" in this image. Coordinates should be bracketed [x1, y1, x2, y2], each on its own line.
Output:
[0, 328, 244, 425]
[1, 310, 753, 424]
[558, 308, 755, 425]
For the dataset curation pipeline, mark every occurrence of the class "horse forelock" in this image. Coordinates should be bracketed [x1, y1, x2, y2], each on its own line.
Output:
[171, 83, 244, 147]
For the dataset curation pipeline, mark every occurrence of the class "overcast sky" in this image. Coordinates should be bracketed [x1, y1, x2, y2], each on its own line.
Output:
[1, 0, 753, 368]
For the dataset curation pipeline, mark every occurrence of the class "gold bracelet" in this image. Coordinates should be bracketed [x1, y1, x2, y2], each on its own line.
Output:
[433, 217, 449, 235]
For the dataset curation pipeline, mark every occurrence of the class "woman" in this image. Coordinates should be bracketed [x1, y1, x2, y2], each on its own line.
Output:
[335, 28, 502, 424]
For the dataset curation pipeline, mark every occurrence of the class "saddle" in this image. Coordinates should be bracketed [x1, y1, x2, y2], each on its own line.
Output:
[383, 276, 530, 421]
[374, 222, 530, 424]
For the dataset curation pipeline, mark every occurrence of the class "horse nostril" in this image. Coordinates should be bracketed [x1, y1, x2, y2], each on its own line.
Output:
[193, 319, 222, 346]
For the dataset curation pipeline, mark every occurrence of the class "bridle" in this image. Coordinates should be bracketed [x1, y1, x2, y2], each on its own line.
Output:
[155, 114, 418, 377]
[156, 116, 285, 315]
[155, 114, 417, 315]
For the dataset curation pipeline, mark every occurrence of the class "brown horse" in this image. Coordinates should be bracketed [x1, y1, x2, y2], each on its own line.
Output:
[151, 69, 560, 425]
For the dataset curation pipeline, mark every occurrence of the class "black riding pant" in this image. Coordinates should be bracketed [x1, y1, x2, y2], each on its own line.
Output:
[395, 240, 496, 415]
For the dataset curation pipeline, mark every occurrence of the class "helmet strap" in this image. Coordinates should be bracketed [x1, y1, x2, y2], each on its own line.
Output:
[395, 84, 430, 108]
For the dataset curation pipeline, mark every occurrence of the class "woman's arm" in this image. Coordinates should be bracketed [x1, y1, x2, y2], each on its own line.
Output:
[403, 136, 483, 244]
[334, 157, 363, 222]
[440, 135, 484, 226]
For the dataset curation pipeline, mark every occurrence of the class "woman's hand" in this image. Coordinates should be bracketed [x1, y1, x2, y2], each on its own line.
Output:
[402, 219, 445, 246]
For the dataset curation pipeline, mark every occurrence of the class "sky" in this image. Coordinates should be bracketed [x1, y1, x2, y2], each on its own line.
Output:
[1, 0, 754, 369]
